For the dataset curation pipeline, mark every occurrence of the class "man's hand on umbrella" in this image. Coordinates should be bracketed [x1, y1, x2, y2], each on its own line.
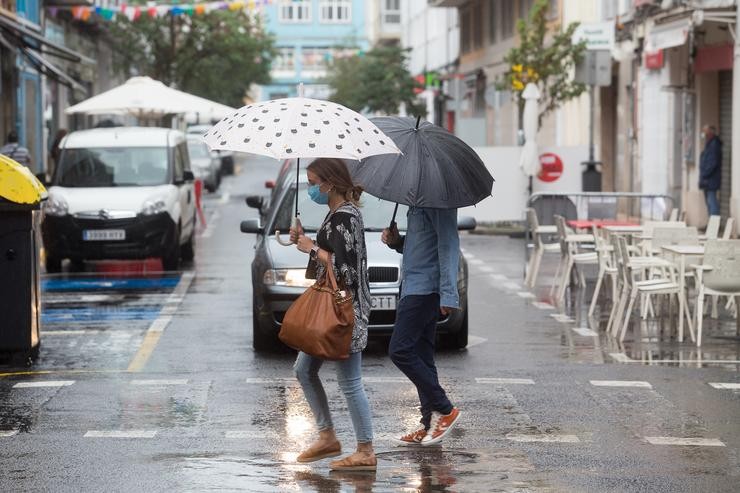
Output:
[381, 224, 400, 247]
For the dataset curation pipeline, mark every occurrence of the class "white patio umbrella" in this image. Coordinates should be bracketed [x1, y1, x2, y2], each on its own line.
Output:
[519, 83, 541, 180]
[183, 95, 235, 124]
[203, 87, 401, 244]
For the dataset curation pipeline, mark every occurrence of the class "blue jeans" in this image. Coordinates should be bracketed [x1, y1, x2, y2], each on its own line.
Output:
[705, 190, 720, 216]
[294, 351, 373, 443]
[389, 294, 453, 429]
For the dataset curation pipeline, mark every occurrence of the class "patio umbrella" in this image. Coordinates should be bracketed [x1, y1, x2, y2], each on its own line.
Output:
[203, 88, 401, 242]
[350, 116, 494, 225]
[519, 83, 540, 192]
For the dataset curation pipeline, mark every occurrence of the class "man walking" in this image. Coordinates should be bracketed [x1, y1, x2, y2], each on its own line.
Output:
[0, 131, 33, 169]
[382, 207, 461, 446]
[699, 124, 722, 216]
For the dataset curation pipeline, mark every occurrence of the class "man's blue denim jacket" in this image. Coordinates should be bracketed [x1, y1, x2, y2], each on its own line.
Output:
[393, 207, 460, 308]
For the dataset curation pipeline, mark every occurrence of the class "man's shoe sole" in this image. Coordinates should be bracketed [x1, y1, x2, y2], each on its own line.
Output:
[421, 411, 462, 446]
[393, 438, 425, 447]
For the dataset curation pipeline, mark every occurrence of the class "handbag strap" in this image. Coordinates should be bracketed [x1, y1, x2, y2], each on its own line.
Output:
[325, 260, 339, 291]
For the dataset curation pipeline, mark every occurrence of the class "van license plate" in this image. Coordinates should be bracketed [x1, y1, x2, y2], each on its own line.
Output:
[83, 229, 126, 241]
[371, 295, 396, 310]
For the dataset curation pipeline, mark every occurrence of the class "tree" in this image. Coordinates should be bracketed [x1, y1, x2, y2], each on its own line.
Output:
[325, 45, 425, 116]
[105, 9, 274, 107]
[496, 0, 587, 129]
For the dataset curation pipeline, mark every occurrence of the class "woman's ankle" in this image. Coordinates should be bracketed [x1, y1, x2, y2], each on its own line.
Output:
[356, 442, 374, 454]
[318, 428, 337, 442]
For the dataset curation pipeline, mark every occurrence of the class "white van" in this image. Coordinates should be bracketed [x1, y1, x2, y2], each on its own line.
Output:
[42, 127, 197, 272]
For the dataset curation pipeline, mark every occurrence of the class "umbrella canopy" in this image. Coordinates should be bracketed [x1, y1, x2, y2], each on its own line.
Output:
[519, 83, 540, 177]
[202, 98, 401, 160]
[0, 155, 46, 205]
[349, 116, 494, 209]
[183, 95, 235, 124]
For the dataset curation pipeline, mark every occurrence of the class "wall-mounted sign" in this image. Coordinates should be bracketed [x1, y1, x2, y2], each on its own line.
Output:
[572, 22, 615, 51]
[538, 153, 563, 183]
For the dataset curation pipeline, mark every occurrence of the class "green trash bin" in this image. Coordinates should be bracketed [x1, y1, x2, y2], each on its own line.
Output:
[0, 157, 46, 364]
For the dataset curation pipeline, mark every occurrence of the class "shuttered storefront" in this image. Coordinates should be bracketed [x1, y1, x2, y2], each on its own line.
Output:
[719, 70, 732, 219]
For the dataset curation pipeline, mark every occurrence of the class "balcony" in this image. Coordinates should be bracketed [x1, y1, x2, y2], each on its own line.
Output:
[428, 0, 470, 6]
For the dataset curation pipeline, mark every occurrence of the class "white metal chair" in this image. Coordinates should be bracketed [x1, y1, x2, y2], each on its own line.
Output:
[668, 208, 679, 221]
[525, 208, 560, 288]
[722, 217, 735, 240]
[589, 226, 618, 318]
[553, 215, 597, 303]
[705, 215, 721, 240]
[694, 240, 740, 347]
[616, 236, 694, 342]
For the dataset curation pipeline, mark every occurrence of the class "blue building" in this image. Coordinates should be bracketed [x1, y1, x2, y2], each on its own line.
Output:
[259, 0, 370, 101]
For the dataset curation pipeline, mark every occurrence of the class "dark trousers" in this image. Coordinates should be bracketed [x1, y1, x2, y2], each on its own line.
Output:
[389, 294, 453, 428]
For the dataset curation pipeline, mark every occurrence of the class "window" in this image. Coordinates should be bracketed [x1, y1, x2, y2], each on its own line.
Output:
[320, 0, 351, 24]
[301, 47, 331, 72]
[279, 0, 311, 23]
[489, 0, 498, 43]
[472, 1, 483, 49]
[501, 0, 514, 39]
[57, 147, 169, 187]
[273, 47, 296, 71]
[518, 0, 534, 20]
[382, 0, 400, 24]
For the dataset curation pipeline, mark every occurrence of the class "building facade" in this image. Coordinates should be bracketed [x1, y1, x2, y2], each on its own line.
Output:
[258, 0, 371, 101]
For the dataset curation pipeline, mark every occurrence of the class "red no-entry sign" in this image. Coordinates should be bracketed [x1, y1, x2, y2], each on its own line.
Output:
[537, 153, 563, 183]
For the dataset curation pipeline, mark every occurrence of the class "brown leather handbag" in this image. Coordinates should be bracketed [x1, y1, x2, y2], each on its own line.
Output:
[279, 263, 355, 360]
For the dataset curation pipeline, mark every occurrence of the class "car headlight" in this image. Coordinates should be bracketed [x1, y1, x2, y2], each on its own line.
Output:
[140, 199, 167, 216]
[263, 269, 314, 287]
[43, 196, 68, 216]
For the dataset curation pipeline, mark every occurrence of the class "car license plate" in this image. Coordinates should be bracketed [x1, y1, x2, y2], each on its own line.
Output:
[371, 295, 396, 310]
[83, 229, 126, 241]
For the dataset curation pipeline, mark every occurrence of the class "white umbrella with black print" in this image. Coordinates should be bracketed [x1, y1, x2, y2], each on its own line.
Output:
[203, 85, 400, 245]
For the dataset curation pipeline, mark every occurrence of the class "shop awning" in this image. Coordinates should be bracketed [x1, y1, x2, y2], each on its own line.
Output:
[0, 12, 94, 64]
[646, 18, 691, 52]
[20, 46, 87, 93]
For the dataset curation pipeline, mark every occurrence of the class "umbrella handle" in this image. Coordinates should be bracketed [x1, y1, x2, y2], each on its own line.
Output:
[276, 216, 301, 247]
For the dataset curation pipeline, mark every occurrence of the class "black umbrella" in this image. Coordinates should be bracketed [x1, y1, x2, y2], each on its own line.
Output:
[351, 116, 494, 225]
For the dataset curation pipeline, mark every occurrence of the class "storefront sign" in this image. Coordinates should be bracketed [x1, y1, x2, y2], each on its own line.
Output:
[538, 153, 563, 183]
[646, 18, 690, 52]
[644, 50, 664, 69]
[572, 22, 615, 51]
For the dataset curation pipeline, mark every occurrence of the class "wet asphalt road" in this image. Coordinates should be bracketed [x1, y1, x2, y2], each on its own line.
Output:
[1, 154, 739, 492]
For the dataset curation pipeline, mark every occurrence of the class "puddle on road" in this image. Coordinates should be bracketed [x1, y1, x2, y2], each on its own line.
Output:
[165, 449, 552, 493]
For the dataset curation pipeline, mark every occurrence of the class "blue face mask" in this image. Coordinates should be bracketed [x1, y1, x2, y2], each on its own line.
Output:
[308, 183, 329, 205]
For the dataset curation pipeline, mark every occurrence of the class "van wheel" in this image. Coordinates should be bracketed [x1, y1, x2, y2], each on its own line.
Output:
[45, 256, 62, 273]
[162, 227, 181, 271]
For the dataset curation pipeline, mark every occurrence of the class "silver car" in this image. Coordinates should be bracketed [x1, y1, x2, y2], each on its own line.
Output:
[187, 136, 220, 192]
[240, 166, 473, 352]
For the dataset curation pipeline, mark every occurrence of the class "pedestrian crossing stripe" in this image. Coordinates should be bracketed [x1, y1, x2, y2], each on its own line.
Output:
[506, 433, 580, 443]
[476, 378, 535, 385]
[130, 379, 188, 386]
[644, 436, 725, 447]
[84, 430, 157, 438]
[225, 431, 278, 439]
[532, 302, 554, 310]
[590, 380, 652, 389]
[0, 430, 18, 437]
[517, 292, 536, 299]
[13, 380, 75, 388]
[572, 327, 598, 337]
[609, 353, 634, 363]
[245, 377, 296, 384]
[708, 383, 740, 390]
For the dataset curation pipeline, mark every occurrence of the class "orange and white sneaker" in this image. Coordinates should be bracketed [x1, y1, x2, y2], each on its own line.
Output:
[421, 408, 461, 446]
[394, 424, 428, 446]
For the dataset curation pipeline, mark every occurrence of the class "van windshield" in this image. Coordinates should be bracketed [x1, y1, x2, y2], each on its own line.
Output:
[56, 147, 169, 187]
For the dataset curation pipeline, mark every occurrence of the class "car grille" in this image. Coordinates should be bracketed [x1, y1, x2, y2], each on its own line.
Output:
[368, 267, 398, 283]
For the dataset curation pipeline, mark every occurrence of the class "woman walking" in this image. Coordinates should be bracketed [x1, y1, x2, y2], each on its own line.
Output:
[289, 157, 375, 471]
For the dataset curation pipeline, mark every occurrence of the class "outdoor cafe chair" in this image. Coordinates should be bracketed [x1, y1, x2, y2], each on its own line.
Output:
[692, 240, 740, 347]
[553, 215, 597, 304]
[589, 226, 618, 318]
[668, 208, 679, 221]
[723, 217, 735, 240]
[706, 215, 721, 240]
[615, 236, 693, 342]
[525, 208, 560, 288]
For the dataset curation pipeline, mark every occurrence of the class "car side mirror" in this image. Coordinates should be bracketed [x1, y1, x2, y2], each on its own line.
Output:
[183, 170, 195, 182]
[246, 195, 265, 210]
[240, 218, 263, 234]
[457, 216, 477, 231]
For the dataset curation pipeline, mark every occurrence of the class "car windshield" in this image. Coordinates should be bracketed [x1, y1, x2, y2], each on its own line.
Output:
[187, 141, 209, 159]
[273, 183, 408, 233]
[56, 147, 169, 187]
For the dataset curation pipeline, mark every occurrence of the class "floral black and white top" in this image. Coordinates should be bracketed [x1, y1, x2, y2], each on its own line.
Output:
[306, 202, 371, 353]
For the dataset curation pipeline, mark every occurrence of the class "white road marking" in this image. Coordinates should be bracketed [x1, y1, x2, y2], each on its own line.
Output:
[468, 258, 484, 265]
[225, 430, 278, 439]
[517, 292, 536, 299]
[708, 382, 740, 390]
[84, 430, 157, 438]
[479, 266, 495, 273]
[130, 379, 189, 386]
[644, 437, 725, 447]
[609, 353, 634, 363]
[491, 274, 508, 281]
[364, 377, 410, 383]
[465, 335, 488, 348]
[0, 430, 18, 437]
[532, 302, 554, 310]
[463, 252, 474, 258]
[572, 327, 599, 337]
[503, 282, 521, 290]
[13, 380, 75, 389]
[245, 377, 296, 384]
[550, 314, 573, 323]
[590, 380, 652, 389]
[219, 192, 231, 204]
[506, 433, 580, 443]
[625, 359, 740, 365]
[202, 211, 221, 238]
[476, 378, 535, 385]
[41, 330, 103, 336]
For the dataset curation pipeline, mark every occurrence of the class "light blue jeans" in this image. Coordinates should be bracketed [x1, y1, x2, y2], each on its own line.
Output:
[294, 351, 373, 443]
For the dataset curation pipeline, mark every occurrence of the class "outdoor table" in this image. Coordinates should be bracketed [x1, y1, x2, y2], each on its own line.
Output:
[567, 219, 640, 231]
[660, 244, 704, 342]
[602, 225, 645, 234]
[535, 225, 557, 235]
